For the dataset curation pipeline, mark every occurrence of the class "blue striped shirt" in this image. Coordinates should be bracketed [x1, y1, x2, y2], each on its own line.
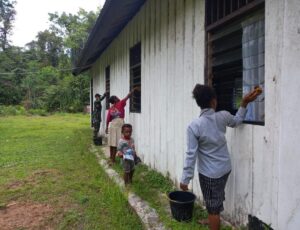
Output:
[181, 107, 247, 184]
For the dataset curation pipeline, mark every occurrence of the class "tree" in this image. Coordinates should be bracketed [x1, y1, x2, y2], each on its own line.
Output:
[48, 8, 99, 63]
[0, 6, 99, 112]
[21, 64, 61, 109]
[0, 0, 22, 105]
[0, 46, 26, 105]
[35, 30, 64, 67]
[0, 0, 16, 50]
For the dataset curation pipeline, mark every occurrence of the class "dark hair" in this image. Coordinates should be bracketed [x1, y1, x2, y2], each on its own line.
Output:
[122, 123, 132, 132]
[192, 84, 216, 109]
[108, 95, 118, 104]
[95, 93, 100, 98]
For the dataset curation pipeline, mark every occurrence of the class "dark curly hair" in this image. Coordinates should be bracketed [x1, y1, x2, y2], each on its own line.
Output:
[121, 123, 132, 133]
[108, 95, 119, 104]
[192, 84, 216, 109]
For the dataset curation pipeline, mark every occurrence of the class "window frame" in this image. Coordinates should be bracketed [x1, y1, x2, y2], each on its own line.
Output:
[205, 0, 265, 126]
[90, 78, 93, 127]
[129, 42, 141, 113]
[105, 65, 110, 110]
[205, 0, 265, 32]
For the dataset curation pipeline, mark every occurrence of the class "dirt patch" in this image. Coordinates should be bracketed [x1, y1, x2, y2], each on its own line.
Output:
[6, 169, 61, 190]
[0, 201, 54, 230]
[6, 180, 26, 190]
[31, 169, 60, 177]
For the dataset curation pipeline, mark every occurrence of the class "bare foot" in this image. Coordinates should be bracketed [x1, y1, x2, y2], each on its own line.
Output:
[198, 219, 209, 225]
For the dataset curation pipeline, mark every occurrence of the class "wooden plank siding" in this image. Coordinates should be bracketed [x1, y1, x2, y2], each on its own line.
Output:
[89, 0, 282, 226]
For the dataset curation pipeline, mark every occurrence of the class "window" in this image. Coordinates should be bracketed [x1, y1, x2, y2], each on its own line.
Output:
[105, 66, 110, 110]
[129, 42, 141, 113]
[206, 0, 265, 125]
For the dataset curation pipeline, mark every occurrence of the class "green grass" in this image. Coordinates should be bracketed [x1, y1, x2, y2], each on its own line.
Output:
[111, 157, 233, 230]
[0, 114, 143, 230]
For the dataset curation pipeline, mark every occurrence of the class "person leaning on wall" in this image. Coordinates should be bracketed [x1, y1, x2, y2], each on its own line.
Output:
[92, 92, 108, 140]
[105, 87, 140, 164]
[180, 84, 262, 230]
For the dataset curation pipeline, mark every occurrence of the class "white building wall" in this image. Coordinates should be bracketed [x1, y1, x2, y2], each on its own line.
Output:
[277, 0, 300, 229]
[90, 0, 300, 228]
[91, 0, 205, 200]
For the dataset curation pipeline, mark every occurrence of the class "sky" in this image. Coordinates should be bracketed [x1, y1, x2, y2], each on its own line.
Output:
[11, 0, 106, 47]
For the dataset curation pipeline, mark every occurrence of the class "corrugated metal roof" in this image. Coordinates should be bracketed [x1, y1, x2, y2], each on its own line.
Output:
[73, 0, 146, 75]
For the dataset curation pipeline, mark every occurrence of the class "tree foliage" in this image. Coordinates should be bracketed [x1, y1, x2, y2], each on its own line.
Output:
[0, 0, 16, 50]
[0, 2, 99, 112]
[49, 8, 98, 63]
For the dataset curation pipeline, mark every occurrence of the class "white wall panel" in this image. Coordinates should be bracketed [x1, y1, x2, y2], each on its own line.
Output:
[277, 0, 300, 229]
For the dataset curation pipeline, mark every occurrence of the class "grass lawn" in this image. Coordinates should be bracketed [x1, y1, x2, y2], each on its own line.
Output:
[110, 157, 233, 230]
[0, 114, 143, 230]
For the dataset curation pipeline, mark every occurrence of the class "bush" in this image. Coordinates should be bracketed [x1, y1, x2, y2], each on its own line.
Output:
[0, 105, 27, 116]
[67, 100, 83, 113]
[27, 109, 48, 116]
[15, 105, 27, 115]
[0, 105, 48, 116]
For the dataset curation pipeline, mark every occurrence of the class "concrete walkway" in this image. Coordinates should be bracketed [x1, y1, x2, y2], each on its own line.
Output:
[89, 144, 167, 230]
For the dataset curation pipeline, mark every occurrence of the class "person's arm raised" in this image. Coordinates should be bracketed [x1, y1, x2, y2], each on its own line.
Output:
[123, 87, 140, 101]
[100, 92, 108, 101]
[241, 87, 262, 108]
[225, 87, 263, 127]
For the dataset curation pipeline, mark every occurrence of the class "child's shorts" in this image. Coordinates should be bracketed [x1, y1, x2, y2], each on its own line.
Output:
[123, 159, 135, 173]
[198, 171, 230, 215]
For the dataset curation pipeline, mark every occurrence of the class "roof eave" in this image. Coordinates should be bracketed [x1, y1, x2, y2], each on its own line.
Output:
[72, 0, 146, 76]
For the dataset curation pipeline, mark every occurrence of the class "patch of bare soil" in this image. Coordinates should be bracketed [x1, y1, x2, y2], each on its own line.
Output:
[31, 169, 60, 177]
[6, 169, 61, 190]
[0, 201, 54, 230]
[6, 180, 26, 190]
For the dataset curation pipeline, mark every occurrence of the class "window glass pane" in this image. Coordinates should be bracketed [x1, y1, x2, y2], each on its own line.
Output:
[242, 14, 264, 123]
[209, 9, 265, 125]
[129, 43, 141, 113]
[105, 66, 110, 110]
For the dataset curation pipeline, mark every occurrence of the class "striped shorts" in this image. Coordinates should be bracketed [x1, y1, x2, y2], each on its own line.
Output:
[199, 171, 230, 215]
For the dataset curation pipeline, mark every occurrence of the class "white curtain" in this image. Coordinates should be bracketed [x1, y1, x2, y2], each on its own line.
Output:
[242, 13, 265, 123]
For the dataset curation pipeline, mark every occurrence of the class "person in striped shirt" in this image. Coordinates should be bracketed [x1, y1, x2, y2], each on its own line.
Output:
[180, 84, 261, 230]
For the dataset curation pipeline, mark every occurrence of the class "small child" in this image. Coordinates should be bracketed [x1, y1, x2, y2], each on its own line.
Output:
[180, 84, 261, 230]
[117, 123, 137, 185]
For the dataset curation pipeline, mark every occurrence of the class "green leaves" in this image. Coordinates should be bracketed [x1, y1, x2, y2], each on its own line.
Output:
[0, 0, 16, 50]
[48, 8, 99, 62]
[0, 5, 98, 112]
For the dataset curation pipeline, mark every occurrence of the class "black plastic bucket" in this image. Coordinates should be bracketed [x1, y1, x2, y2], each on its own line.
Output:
[93, 136, 102, 146]
[168, 191, 196, 222]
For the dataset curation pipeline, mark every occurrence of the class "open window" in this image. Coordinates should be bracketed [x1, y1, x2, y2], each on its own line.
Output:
[129, 42, 141, 113]
[105, 66, 110, 110]
[206, 0, 265, 125]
